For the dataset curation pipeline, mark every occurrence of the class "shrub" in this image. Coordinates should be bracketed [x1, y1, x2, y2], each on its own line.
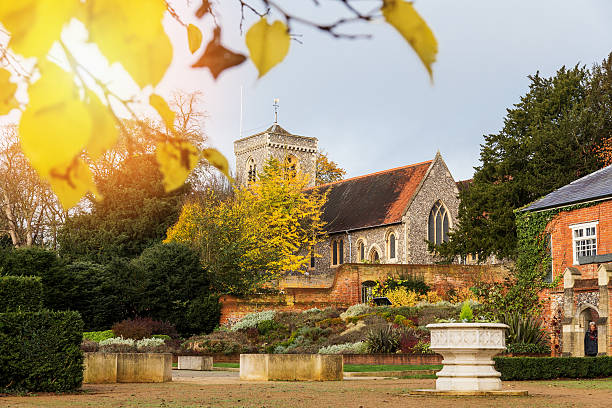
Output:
[0, 276, 43, 312]
[366, 325, 400, 353]
[502, 312, 548, 347]
[81, 340, 99, 352]
[182, 294, 221, 336]
[83, 329, 115, 342]
[130, 242, 216, 336]
[419, 290, 443, 304]
[340, 304, 371, 320]
[375, 275, 430, 296]
[385, 288, 419, 306]
[318, 341, 368, 354]
[231, 310, 276, 331]
[506, 342, 550, 355]
[0, 310, 83, 392]
[135, 337, 165, 349]
[99, 337, 135, 347]
[399, 327, 431, 353]
[494, 356, 612, 380]
[41, 260, 132, 331]
[112, 317, 178, 340]
[459, 301, 474, 321]
[0, 246, 60, 277]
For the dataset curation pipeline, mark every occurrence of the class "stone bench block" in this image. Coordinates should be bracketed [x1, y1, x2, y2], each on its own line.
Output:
[240, 354, 343, 381]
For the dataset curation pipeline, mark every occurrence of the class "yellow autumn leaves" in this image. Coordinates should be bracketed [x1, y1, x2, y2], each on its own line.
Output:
[0, 0, 437, 210]
[244, 1, 437, 79]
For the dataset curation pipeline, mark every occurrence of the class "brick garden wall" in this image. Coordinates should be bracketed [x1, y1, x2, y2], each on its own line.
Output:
[220, 263, 509, 324]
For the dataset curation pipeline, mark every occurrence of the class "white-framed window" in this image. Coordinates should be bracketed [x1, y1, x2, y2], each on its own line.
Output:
[570, 221, 598, 265]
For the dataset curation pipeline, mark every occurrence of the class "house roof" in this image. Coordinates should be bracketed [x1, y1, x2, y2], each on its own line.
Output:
[522, 164, 612, 212]
[456, 179, 473, 193]
[309, 160, 433, 234]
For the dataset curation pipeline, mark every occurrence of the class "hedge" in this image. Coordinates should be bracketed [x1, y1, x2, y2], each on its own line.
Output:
[0, 310, 84, 392]
[494, 356, 612, 380]
[0, 276, 43, 313]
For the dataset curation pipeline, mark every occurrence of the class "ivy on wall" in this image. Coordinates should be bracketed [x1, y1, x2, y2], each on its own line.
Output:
[515, 202, 596, 285]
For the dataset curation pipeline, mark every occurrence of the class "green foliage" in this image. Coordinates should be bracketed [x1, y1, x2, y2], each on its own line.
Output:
[58, 155, 187, 263]
[0, 310, 84, 392]
[503, 312, 548, 346]
[83, 330, 115, 342]
[0, 246, 61, 277]
[41, 260, 132, 331]
[494, 357, 612, 380]
[130, 242, 217, 336]
[374, 274, 430, 296]
[231, 310, 276, 331]
[366, 325, 401, 353]
[459, 301, 474, 322]
[505, 342, 550, 355]
[436, 57, 612, 261]
[0, 276, 43, 312]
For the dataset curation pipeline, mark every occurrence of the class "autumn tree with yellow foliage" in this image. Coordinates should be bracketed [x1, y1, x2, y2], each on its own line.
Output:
[165, 159, 327, 294]
[0, 0, 437, 210]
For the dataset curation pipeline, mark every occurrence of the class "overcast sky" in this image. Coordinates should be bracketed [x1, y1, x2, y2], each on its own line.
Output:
[153, 0, 612, 181]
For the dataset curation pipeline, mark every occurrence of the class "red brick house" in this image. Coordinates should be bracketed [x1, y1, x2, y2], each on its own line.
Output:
[521, 165, 612, 356]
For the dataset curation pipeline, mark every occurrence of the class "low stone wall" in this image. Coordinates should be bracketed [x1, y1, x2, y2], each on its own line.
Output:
[178, 355, 213, 370]
[83, 353, 172, 383]
[240, 354, 343, 381]
[83, 353, 118, 383]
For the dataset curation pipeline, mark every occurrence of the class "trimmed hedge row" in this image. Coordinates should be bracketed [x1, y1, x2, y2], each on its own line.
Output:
[0, 310, 84, 392]
[494, 356, 612, 380]
[0, 276, 43, 313]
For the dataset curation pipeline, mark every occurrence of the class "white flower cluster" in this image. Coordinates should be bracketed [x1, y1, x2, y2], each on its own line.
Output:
[231, 310, 276, 331]
[99, 337, 134, 347]
[135, 337, 165, 349]
[340, 304, 371, 320]
[318, 341, 368, 355]
[302, 307, 322, 314]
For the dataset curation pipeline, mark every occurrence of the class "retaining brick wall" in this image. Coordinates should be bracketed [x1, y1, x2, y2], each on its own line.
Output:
[220, 263, 509, 324]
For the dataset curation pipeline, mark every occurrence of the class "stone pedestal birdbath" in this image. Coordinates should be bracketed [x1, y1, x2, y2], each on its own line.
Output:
[409, 322, 527, 396]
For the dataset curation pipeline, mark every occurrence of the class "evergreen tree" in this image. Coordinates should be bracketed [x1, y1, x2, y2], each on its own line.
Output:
[437, 55, 611, 261]
[58, 154, 187, 262]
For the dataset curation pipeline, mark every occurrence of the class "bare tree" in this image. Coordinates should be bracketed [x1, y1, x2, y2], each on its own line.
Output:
[0, 126, 66, 247]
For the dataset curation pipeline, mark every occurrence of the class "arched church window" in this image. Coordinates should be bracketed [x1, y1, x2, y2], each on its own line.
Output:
[357, 240, 365, 262]
[428, 201, 450, 245]
[247, 157, 257, 183]
[331, 238, 344, 266]
[388, 233, 396, 259]
[369, 248, 380, 263]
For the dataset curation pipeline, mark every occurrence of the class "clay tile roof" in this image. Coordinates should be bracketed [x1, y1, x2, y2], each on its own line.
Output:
[309, 160, 433, 234]
[522, 164, 612, 212]
[456, 179, 473, 193]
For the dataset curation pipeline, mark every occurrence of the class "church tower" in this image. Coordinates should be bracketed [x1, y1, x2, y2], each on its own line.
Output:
[234, 123, 318, 187]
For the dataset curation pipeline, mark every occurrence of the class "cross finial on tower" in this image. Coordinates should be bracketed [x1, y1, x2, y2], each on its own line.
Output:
[273, 98, 279, 123]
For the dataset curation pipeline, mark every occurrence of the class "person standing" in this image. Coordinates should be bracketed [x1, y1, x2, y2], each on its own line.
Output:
[584, 321, 598, 357]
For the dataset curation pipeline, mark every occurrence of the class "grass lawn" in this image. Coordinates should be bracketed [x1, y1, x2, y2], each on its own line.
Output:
[214, 362, 240, 368]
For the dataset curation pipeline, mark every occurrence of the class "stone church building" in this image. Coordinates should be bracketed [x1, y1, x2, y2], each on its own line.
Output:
[221, 123, 507, 323]
[234, 123, 461, 274]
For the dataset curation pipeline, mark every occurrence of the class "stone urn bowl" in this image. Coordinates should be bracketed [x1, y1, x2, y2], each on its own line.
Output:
[426, 322, 509, 391]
